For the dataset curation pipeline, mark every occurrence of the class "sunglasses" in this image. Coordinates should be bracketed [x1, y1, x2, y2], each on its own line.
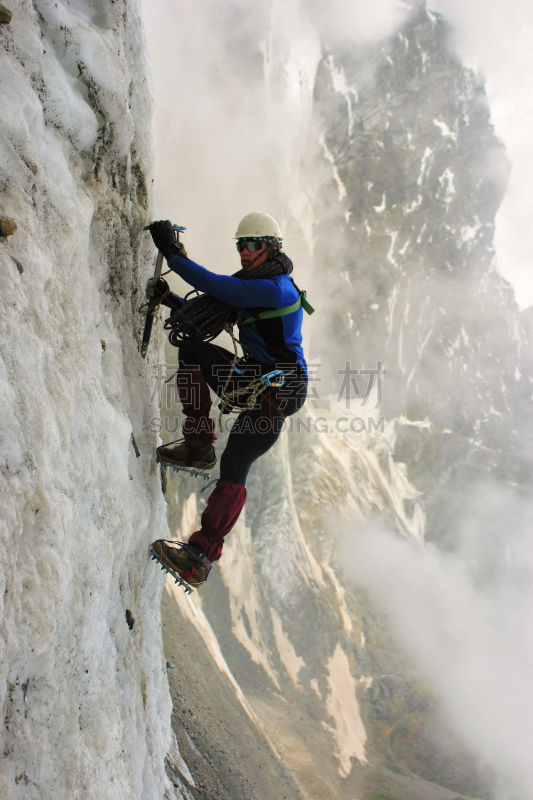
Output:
[236, 239, 265, 253]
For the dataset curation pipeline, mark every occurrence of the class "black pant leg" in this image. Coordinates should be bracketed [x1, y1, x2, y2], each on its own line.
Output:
[220, 396, 284, 486]
[177, 337, 258, 397]
[177, 338, 234, 394]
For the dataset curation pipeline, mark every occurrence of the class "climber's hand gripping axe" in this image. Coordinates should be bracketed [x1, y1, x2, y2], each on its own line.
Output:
[140, 223, 186, 358]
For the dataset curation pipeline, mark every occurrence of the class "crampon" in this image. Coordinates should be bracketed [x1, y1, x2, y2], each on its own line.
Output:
[156, 439, 216, 481]
[158, 459, 213, 480]
[150, 540, 211, 594]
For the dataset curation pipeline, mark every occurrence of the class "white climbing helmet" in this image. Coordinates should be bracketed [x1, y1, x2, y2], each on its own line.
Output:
[234, 212, 282, 241]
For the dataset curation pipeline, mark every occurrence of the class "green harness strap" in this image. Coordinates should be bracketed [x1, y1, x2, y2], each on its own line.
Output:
[239, 282, 315, 326]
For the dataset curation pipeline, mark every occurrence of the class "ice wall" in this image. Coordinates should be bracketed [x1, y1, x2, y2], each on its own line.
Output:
[0, 2, 184, 797]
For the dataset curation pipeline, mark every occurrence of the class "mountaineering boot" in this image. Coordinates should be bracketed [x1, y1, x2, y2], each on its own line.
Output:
[156, 439, 216, 470]
[150, 540, 211, 591]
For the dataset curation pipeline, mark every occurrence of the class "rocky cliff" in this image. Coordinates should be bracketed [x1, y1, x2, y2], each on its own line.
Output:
[161, 7, 533, 800]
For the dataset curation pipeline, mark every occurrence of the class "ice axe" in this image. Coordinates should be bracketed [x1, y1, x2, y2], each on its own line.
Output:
[140, 223, 186, 358]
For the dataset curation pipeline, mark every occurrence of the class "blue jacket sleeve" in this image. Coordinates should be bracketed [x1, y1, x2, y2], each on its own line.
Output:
[166, 253, 282, 308]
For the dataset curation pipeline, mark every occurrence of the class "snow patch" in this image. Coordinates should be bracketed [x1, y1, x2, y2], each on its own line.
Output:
[319, 133, 347, 202]
[461, 219, 482, 243]
[398, 32, 409, 51]
[398, 237, 411, 256]
[433, 119, 457, 141]
[271, 608, 306, 692]
[374, 193, 386, 213]
[386, 230, 399, 267]
[322, 563, 353, 634]
[307, 405, 426, 544]
[325, 55, 357, 136]
[438, 167, 456, 203]
[417, 147, 434, 185]
[322, 644, 368, 775]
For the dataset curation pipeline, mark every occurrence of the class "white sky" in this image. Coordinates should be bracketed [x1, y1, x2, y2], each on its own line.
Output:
[142, 0, 533, 310]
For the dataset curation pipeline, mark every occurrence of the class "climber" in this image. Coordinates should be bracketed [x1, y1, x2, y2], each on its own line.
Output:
[147, 212, 309, 591]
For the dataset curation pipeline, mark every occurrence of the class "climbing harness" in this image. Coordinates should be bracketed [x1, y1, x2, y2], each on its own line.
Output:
[217, 324, 286, 431]
[218, 367, 285, 430]
[150, 540, 211, 594]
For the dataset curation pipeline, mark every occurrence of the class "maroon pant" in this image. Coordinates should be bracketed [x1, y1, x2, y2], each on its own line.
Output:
[188, 480, 246, 562]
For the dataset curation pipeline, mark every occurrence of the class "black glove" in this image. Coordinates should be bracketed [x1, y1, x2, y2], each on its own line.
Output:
[149, 220, 181, 259]
[146, 277, 170, 301]
[145, 277, 182, 313]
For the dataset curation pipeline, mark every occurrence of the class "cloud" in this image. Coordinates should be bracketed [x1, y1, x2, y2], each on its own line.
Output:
[342, 482, 533, 799]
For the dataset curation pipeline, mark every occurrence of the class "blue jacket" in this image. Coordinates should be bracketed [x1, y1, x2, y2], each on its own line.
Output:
[167, 253, 307, 376]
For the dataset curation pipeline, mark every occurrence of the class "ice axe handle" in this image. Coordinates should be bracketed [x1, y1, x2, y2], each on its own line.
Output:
[141, 314, 154, 358]
[140, 251, 163, 358]
[140, 225, 186, 359]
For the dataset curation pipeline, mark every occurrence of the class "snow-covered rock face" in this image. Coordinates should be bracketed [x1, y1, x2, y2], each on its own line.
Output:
[0, 3, 182, 798]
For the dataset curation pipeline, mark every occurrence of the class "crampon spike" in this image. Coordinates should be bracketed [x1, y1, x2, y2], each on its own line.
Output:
[157, 455, 213, 481]
[149, 544, 194, 595]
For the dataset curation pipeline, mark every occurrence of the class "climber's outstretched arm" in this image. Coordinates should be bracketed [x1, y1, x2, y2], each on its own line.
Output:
[149, 219, 282, 308]
[166, 252, 282, 307]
